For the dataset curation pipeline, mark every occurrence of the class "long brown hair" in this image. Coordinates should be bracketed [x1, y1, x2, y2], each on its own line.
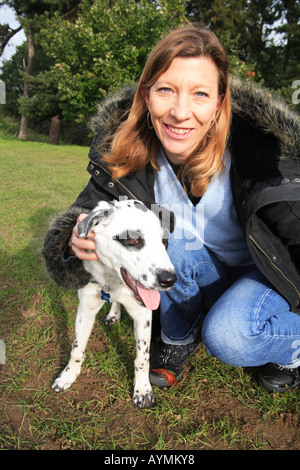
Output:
[103, 25, 231, 197]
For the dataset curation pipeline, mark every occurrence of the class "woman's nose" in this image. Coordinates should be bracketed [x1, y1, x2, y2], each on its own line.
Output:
[169, 94, 192, 121]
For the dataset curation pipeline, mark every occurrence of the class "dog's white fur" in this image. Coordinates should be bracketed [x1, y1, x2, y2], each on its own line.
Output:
[52, 200, 176, 408]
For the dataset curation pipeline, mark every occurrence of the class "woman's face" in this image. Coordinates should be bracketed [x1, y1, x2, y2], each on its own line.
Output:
[143, 56, 221, 165]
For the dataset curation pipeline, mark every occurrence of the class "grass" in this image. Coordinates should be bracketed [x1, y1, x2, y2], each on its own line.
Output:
[0, 135, 299, 451]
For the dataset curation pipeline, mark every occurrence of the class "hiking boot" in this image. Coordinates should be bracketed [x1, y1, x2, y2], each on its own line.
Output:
[149, 338, 201, 387]
[257, 362, 300, 393]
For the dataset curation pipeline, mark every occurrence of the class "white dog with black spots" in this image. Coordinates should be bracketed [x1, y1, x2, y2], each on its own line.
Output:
[52, 199, 177, 408]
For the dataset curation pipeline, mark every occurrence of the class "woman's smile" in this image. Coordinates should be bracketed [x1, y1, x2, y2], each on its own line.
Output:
[164, 124, 194, 138]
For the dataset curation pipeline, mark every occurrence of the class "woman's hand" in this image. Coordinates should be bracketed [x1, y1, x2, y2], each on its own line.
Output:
[68, 213, 98, 261]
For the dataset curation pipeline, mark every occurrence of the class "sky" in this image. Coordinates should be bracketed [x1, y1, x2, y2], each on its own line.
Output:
[0, 5, 26, 68]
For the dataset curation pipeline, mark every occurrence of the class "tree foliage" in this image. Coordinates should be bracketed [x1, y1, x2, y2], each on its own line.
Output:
[186, 0, 299, 111]
[0, 0, 82, 140]
[0, 0, 298, 144]
[37, 0, 187, 123]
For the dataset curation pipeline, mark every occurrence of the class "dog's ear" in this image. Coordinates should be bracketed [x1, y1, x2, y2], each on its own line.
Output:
[77, 201, 116, 238]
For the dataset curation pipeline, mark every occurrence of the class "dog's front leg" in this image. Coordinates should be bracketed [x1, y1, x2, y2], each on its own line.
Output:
[52, 282, 104, 392]
[131, 308, 154, 409]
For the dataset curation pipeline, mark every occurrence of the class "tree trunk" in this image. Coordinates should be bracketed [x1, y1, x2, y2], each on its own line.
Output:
[18, 29, 35, 141]
[49, 115, 61, 145]
[18, 115, 28, 140]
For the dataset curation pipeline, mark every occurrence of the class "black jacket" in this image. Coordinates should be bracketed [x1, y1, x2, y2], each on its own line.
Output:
[43, 78, 300, 313]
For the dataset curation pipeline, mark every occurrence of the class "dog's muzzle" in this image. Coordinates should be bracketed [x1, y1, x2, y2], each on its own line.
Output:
[120, 268, 177, 310]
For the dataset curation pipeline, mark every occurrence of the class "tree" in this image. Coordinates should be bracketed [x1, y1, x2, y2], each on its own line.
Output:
[38, 0, 187, 124]
[185, 0, 248, 52]
[0, 21, 22, 56]
[185, 0, 259, 80]
[185, 0, 299, 110]
[241, 0, 282, 65]
[0, 42, 25, 115]
[1, 0, 187, 143]
[18, 71, 62, 143]
[18, 25, 34, 139]
[0, 0, 82, 140]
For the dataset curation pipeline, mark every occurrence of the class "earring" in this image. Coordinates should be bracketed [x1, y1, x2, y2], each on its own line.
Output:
[147, 112, 154, 129]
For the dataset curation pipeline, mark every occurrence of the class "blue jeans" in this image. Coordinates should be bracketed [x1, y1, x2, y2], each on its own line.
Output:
[160, 237, 300, 369]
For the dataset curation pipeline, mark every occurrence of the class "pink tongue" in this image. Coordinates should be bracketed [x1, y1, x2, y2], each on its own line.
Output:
[137, 285, 161, 310]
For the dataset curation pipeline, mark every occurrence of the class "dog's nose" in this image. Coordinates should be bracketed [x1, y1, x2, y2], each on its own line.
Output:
[157, 270, 177, 288]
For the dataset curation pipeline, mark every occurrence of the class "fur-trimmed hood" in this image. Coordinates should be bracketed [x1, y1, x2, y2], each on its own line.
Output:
[88, 86, 136, 158]
[229, 77, 299, 162]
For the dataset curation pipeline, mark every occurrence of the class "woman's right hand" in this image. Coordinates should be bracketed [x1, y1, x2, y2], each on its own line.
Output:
[68, 213, 98, 261]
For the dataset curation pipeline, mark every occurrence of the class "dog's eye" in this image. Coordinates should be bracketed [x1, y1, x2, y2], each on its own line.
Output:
[127, 236, 144, 248]
[129, 237, 139, 244]
[115, 231, 145, 249]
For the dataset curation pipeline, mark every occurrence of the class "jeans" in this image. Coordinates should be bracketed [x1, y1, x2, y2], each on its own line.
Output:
[160, 237, 300, 369]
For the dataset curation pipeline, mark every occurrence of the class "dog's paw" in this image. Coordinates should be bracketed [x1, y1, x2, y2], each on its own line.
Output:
[104, 302, 121, 326]
[104, 314, 119, 326]
[132, 389, 155, 409]
[52, 378, 72, 393]
[52, 366, 79, 392]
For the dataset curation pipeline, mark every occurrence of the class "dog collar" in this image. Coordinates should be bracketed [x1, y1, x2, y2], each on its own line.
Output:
[101, 290, 111, 303]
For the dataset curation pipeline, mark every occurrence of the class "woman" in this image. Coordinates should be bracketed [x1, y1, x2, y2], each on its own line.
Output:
[43, 25, 300, 393]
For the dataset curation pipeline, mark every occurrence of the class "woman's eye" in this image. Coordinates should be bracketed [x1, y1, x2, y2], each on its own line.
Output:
[195, 91, 208, 98]
[159, 87, 172, 94]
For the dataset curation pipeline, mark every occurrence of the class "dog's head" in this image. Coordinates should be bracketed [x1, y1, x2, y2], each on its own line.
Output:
[78, 199, 177, 310]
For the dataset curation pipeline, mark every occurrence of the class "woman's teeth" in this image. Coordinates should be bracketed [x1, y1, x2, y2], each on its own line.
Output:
[167, 125, 190, 135]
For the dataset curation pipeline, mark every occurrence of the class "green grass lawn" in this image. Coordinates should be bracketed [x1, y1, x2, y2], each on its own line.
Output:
[0, 136, 299, 451]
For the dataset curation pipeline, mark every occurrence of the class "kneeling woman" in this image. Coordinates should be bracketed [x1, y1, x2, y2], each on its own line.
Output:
[43, 25, 300, 393]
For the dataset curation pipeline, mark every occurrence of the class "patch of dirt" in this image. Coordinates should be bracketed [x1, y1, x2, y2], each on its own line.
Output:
[1, 356, 299, 451]
[20, 294, 44, 319]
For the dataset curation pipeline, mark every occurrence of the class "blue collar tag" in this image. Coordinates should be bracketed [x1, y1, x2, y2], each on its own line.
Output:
[101, 290, 111, 303]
